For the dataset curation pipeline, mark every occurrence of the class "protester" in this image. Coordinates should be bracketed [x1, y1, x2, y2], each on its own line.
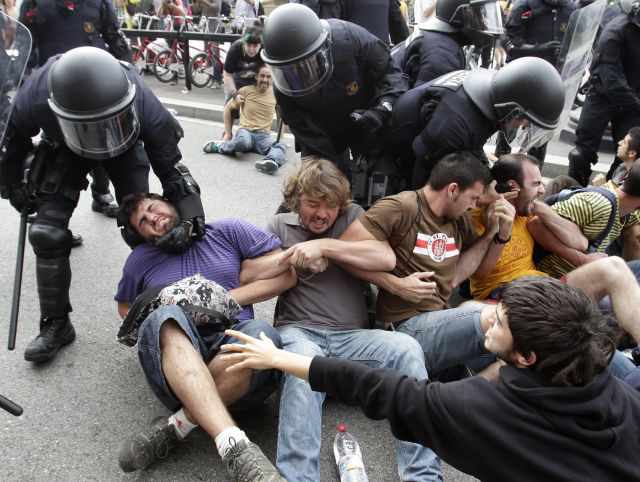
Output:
[203, 65, 287, 174]
[113, 192, 293, 479]
[220, 272, 640, 481]
[223, 21, 263, 102]
[240, 158, 440, 481]
[529, 162, 640, 278]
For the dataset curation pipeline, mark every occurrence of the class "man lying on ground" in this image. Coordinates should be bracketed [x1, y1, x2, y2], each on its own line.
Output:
[114, 192, 294, 481]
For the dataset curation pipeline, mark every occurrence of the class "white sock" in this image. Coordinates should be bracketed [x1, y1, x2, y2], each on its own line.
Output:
[168, 408, 198, 440]
[215, 426, 249, 458]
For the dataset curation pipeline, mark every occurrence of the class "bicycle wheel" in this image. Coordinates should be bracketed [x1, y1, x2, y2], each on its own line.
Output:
[189, 53, 213, 88]
[154, 49, 178, 83]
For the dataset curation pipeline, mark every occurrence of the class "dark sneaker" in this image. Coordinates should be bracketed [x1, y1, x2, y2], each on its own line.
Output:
[24, 316, 76, 363]
[222, 439, 286, 482]
[202, 140, 222, 154]
[118, 416, 180, 473]
[254, 159, 279, 175]
[92, 193, 119, 218]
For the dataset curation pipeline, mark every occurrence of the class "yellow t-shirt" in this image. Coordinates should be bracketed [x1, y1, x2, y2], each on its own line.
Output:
[228, 85, 276, 132]
[470, 208, 547, 299]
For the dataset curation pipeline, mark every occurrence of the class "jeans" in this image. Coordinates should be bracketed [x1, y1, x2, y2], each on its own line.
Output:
[396, 302, 489, 374]
[276, 326, 442, 482]
[220, 128, 287, 166]
[138, 305, 282, 411]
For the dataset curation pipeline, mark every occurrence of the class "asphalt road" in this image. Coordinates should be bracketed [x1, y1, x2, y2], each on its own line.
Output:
[0, 117, 478, 482]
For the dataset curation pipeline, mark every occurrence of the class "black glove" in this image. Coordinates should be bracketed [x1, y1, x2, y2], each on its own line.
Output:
[152, 216, 205, 254]
[350, 108, 387, 135]
[8, 185, 35, 214]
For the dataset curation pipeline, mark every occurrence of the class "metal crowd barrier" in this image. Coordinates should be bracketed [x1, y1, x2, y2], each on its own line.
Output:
[121, 28, 242, 90]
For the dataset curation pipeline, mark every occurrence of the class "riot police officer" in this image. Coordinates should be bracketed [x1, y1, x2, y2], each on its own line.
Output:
[392, 0, 504, 88]
[292, 0, 409, 44]
[19, 0, 130, 66]
[389, 56, 565, 187]
[19, 0, 132, 217]
[261, 3, 407, 175]
[0, 47, 205, 363]
[568, 0, 640, 186]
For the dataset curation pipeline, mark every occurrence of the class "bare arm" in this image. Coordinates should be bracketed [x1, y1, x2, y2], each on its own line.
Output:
[223, 71, 236, 96]
[117, 302, 130, 319]
[223, 100, 237, 140]
[527, 216, 594, 267]
[452, 233, 494, 287]
[472, 198, 516, 279]
[239, 249, 292, 284]
[229, 268, 296, 306]
[530, 201, 588, 252]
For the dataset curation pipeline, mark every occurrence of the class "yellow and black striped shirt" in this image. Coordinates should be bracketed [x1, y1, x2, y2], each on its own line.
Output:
[537, 182, 640, 277]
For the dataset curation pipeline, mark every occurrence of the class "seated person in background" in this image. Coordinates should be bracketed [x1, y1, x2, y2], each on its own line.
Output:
[470, 154, 545, 299]
[221, 267, 640, 481]
[222, 22, 263, 102]
[241, 158, 440, 481]
[337, 152, 502, 374]
[609, 126, 640, 185]
[529, 163, 640, 278]
[114, 193, 293, 481]
[202, 66, 287, 175]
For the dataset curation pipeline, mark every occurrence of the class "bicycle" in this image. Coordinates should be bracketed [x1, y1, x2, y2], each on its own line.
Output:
[187, 16, 231, 88]
[153, 15, 195, 83]
[130, 14, 166, 75]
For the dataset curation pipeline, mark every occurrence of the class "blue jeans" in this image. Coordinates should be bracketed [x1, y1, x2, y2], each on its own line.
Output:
[137, 305, 282, 411]
[396, 302, 489, 374]
[220, 128, 287, 166]
[276, 326, 442, 482]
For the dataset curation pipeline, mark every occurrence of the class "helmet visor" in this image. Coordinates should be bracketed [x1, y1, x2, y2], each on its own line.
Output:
[268, 42, 333, 97]
[463, 1, 504, 36]
[53, 105, 140, 160]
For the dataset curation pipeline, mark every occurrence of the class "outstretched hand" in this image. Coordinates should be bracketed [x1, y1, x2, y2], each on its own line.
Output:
[220, 330, 280, 372]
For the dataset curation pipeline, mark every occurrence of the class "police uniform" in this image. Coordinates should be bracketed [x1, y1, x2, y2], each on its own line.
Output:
[19, 0, 130, 66]
[389, 70, 498, 187]
[274, 19, 406, 173]
[569, 14, 640, 185]
[296, 0, 409, 44]
[393, 28, 467, 88]
[504, 0, 575, 65]
[0, 53, 203, 358]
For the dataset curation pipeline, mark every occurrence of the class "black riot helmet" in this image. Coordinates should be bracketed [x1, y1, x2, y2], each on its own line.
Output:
[421, 0, 504, 39]
[260, 3, 333, 97]
[48, 46, 140, 160]
[463, 57, 565, 142]
[620, 0, 640, 27]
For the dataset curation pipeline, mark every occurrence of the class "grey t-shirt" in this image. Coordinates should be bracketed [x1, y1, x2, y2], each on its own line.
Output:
[267, 204, 369, 331]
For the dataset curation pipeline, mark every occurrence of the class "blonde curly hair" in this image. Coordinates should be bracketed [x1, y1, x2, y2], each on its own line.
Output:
[283, 157, 352, 213]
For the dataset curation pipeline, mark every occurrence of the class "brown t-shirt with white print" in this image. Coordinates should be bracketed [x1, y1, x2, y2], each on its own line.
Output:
[360, 190, 476, 324]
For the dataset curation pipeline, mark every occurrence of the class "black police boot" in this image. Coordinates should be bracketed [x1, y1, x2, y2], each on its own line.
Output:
[92, 193, 119, 218]
[24, 315, 76, 363]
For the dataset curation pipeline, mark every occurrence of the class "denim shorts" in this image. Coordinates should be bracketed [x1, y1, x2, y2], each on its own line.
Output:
[137, 305, 282, 411]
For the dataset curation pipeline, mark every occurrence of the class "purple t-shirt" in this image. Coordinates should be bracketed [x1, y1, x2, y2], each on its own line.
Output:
[115, 219, 281, 320]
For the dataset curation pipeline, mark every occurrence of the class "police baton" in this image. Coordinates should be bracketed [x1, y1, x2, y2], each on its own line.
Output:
[8, 208, 29, 351]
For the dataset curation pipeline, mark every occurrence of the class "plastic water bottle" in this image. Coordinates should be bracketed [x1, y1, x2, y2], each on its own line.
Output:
[333, 423, 369, 482]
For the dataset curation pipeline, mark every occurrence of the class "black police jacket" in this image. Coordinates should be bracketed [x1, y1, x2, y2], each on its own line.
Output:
[397, 29, 467, 88]
[590, 15, 640, 108]
[390, 73, 498, 165]
[3, 56, 183, 188]
[505, 0, 575, 65]
[299, 0, 409, 44]
[19, 0, 130, 66]
[275, 19, 407, 160]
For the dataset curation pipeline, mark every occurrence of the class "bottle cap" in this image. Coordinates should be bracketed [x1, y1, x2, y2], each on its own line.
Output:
[337, 423, 346, 433]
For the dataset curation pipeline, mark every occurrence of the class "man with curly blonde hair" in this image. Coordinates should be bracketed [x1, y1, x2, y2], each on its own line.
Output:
[240, 157, 442, 482]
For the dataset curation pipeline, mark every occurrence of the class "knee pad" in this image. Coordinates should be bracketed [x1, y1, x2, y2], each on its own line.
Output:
[29, 223, 72, 258]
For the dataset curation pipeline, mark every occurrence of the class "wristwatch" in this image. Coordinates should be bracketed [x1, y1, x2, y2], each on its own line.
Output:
[494, 233, 511, 244]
